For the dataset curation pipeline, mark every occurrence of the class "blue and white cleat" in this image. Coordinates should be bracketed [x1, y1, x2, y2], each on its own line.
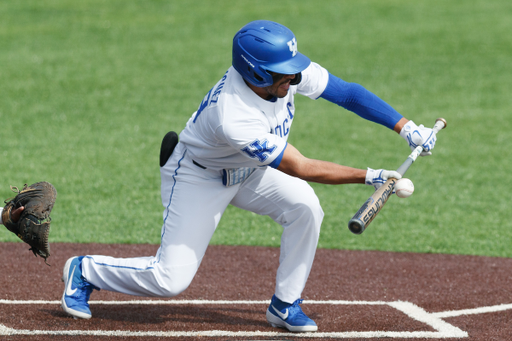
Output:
[61, 256, 98, 319]
[266, 295, 318, 332]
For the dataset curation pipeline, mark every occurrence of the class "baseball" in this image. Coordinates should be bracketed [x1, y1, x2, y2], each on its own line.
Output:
[395, 178, 414, 198]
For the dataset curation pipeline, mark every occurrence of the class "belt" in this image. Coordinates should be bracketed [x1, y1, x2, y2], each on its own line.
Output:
[192, 160, 207, 169]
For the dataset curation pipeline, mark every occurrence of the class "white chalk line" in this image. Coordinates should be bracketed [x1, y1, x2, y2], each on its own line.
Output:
[431, 303, 512, 318]
[0, 299, 384, 305]
[2, 299, 509, 338]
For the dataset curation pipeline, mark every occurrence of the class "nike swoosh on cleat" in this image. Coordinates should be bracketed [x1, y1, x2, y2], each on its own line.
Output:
[65, 265, 78, 296]
[272, 305, 289, 320]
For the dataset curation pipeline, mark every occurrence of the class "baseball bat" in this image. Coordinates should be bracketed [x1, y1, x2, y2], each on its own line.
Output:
[348, 118, 447, 235]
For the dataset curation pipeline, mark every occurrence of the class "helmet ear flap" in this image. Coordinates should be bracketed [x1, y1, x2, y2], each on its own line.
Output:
[253, 72, 264, 83]
[289, 72, 302, 86]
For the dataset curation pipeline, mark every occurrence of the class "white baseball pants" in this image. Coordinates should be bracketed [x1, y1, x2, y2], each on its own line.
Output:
[82, 142, 323, 303]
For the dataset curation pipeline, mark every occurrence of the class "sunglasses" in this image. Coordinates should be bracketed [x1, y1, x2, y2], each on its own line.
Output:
[271, 72, 302, 86]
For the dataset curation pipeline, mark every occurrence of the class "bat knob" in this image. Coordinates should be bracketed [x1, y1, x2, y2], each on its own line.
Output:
[348, 218, 365, 235]
[435, 118, 447, 129]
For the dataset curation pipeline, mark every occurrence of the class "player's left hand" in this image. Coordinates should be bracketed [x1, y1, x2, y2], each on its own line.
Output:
[365, 168, 402, 191]
[10, 206, 25, 223]
[399, 120, 436, 156]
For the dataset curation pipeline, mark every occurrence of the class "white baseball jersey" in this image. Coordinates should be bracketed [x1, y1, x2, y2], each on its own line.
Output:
[81, 61, 329, 305]
[179, 62, 329, 170]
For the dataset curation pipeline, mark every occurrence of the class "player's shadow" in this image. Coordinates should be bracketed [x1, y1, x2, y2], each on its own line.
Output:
[47, 304, 270, 329]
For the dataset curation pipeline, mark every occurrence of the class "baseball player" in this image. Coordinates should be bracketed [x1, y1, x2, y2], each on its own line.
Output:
[61, 20, 437, 332]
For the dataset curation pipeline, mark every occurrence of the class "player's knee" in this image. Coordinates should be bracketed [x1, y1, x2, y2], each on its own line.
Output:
[305, 201, 324, 234]
[301, 194, 324, 225]
[153, 264, 197, 297]
[158, 275, 194, 297]
[285, 199, 324, 234]
[161, 281, 192, 297]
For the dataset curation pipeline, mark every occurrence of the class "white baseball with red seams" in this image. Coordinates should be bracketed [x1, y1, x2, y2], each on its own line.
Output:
[395, 178, 415, 198]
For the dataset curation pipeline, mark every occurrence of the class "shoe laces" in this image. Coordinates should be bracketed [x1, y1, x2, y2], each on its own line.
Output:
[76, 276, 99, 301]
[83, 286, 94, 302]
[289, 299, 306, 316]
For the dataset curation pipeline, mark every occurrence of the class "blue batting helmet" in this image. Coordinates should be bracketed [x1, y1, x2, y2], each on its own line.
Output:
[232, 20, 311, 87]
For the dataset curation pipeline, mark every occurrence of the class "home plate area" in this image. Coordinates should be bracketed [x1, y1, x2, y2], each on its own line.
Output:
[1, 242, 512, 340]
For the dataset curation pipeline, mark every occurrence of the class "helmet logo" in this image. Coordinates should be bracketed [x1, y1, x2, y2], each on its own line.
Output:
[287, 38, 298, 57]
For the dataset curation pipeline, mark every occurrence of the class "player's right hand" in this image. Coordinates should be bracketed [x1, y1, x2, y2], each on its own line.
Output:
[399, 120, 436, 156]
[365, 168, 402, 190]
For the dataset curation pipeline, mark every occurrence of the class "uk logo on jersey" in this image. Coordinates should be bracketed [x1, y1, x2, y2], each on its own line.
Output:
[287, 37, 298, 57]
[242, 139, 277, 162]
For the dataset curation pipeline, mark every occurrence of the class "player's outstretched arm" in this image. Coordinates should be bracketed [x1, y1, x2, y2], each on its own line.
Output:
[277, 143, 367, 185]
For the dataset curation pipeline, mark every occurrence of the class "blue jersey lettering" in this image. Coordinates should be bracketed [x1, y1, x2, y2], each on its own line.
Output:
[282, 118, 289, 136]
[193, 71, 228, 123]
[287, 102, 294, 119]
[193, 89, 212, 123]
[274, 125, 283, 137]
[242, 139, 277, 162]
[211, 73, 227, 104]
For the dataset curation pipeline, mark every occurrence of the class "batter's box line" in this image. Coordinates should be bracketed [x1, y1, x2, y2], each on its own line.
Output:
[2, 299, 510, 338]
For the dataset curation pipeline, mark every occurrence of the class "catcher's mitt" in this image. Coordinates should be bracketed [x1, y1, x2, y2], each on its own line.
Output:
[2, 182, 57, 265]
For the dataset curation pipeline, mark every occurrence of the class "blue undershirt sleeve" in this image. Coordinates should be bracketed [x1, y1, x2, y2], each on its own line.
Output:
[319, 73, 403, 130]
[269, 142, 287, 169]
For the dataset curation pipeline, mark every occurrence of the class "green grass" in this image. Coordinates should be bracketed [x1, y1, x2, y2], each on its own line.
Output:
[1, 0, 511, 257]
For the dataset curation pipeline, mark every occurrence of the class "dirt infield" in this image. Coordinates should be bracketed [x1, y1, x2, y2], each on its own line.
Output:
[1, 242, 512, 340]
